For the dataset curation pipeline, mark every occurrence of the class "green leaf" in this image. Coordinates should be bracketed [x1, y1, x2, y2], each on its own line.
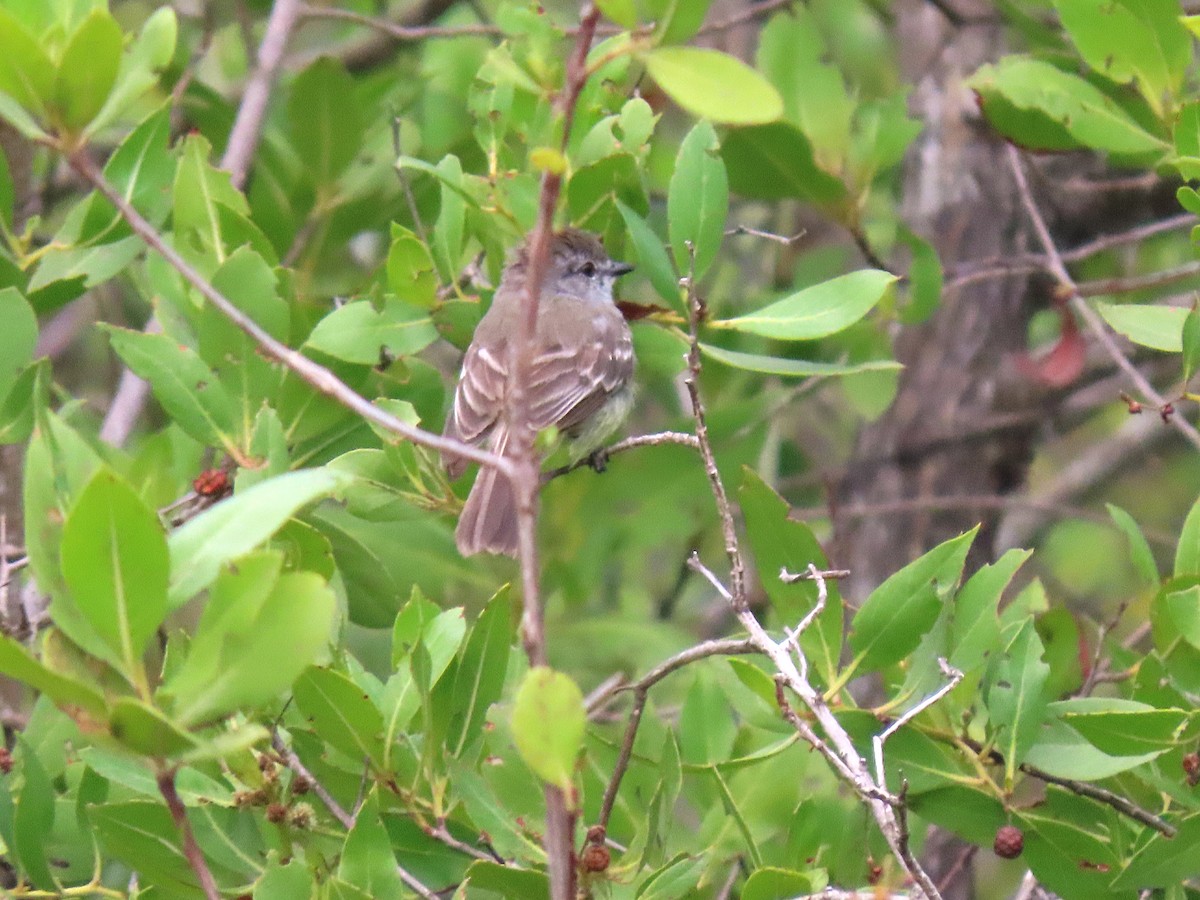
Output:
[645, 0, 712, 44]
[742, 867, 824, 900]
[1176, 494, 1200, 577]
[13, 740, 55, 888]
[720, 122, 846, 204]
[254, 857, 316, 900]
[699, 343, 901, 377]
[1166, 585, 1200, 650]
[53, 8, 123, 131]
[637, 853, 706, 900]
[1024, 717, 1160, 779]
[712, 270, 897, 340]
[1049, 697, 1188, 755]
[511, 667, 585, 794]
[969, 57, 1170, 156]
[87, 7, 177, 136]
[678, 672, 736, 765]
[1107, 503, 1159, 588]
[1096, 302, 1188, 351]
[438, 588, 512, 757]
[432, 154, 466, 281]
[464, 860, 549, 900]
[644, 47, 782, 125]
[164, 565, 336, 725]
[91, 801, 195, 892]
[0, 634, 107, 720]
[108, 698, 198, 758]
[0, 8, 54, 117]
[849, 529, 975, 674]
[1054, 0, 1189, 109]
[61, 469, 168, 682]
[739, 468, 841, 684]
[173, 134, 249, 262]
[667, 121, 727, 280]
[305, 299, 438, 365]
[0, 287, 38, 401]
[986, 618, 1051, 784]
[1183, 307, 1200, 383]
[293, 666, 386, 767]
[104, 326, 242, 455]
[757, 9, 852, 168]
[338, 792, 404, 896]
[287, 57, 363, 186]
[168, 468, 355, 608]
[595, 0, 636, 29]
[386, 226, 438, 308]
[950, 548, 1031, 673]
[1112, 812, 1200, 889]
[616, 200, 679, 306]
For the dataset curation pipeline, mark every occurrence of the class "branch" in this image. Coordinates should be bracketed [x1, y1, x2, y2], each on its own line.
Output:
[596, 638, 758, 832]
[1020, 763, 1176, 837]
[1076, 261, 1200, 298]
[687, 555, 947, 900]
[541, 431, 700, 482]
[299, 3, 503, 40]
[503, 8, 602, 899]
[157, 768, 220, 900]
[65, 150, 512, 477]
[271, 730, 355, 831]
[1006, 144, 1200, 451]
[682, 247, 748, 608]
[221, 0, 303, 189]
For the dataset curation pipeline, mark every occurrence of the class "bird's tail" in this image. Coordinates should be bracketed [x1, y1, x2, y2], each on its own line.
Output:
[455, 428, 519, 557]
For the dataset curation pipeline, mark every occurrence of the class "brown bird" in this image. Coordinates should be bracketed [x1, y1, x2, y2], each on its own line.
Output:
[443, 229, 635, 556]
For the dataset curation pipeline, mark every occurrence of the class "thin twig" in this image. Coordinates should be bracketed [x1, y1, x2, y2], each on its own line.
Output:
[66, 149, 512, 476]
[1077, 260, 1200, 297]
[596, 638, 756, 832]
[872, 659, 963, 786]
[222, 0, 303, 189]
[157, 768, 220, 900]
[271, 730, 355, 830]
[1006, 144, 1200, 451]
[395, 865, 439, 900]
[542, 431, 700, 482]
[299, 3, 503, 40]
[724, 224, 806, 245]
[682, 247, 748, 609]
[502, 10, 603, 899]
[1061, 212, 1194, 263]
[1020, 764, 1176, 837]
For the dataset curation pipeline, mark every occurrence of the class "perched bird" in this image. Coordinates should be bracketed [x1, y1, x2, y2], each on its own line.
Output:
[443, 229, 635, 556]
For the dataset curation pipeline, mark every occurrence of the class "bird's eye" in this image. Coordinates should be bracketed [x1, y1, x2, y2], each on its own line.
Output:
[580, 261, 597, 278]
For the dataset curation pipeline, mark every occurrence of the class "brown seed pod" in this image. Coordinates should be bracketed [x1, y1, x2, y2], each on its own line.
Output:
[580, 843, 611, 873]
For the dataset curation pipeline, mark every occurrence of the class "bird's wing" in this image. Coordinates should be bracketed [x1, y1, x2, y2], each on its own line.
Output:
[449, 342, 507, 445]
[527, 312, 633, 433]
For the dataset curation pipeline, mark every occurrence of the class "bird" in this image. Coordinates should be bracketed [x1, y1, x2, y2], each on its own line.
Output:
[443, 228, 635, 557]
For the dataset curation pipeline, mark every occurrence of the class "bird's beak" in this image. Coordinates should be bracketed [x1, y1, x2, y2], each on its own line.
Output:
[608, 261, 635, 277]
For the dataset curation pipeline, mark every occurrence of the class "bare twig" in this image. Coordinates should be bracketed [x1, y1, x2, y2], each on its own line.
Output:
[596, 638, 757, 832]
[1077, 260, 1200, 297]
[66, 150, 511, 476]
[271, 730, 355, 830]
[426, 819, 503, 863]
[724, 224, 806, 245]
[157, 768, 220, 900]
[299, 3, 503, 40]
[1061, 212, 1194, 262]
[541, 431, 700, 482]
[682, 247, 748, 609]
[1019, 764, 1176, 837]
[222, 0, 303, 189]
[872, 659, 963, 787]
[1006, 145, 1200, 451]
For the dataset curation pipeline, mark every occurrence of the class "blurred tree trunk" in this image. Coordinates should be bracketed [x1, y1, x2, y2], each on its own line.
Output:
[834, 4, 1032, 896]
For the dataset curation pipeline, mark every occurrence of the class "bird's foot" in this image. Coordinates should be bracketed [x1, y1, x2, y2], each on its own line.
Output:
[587, 448, 609, 473]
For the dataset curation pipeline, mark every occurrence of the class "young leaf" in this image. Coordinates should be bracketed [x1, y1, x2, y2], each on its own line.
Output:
[949, 548, 1032, 674]
[108, 698, 198, 758]
[165, 571, 336, 725]
[667, 121, 728, 280]
[337, 792, 404, 896]
[511, 667, 586, 795]
[0, 8, 54, 117]
[60, 469, 168, 682]
[1049, 697, 1187, 756]
[439, 588, 513, 757]
[616, 200, 679, 306]
[1096, 302, 1188, 352]
[167, 468, 354, 607]
[644, 47, 783, 125]
[53, 8, 123, 132]
[1182, 307, 1200, 383]
[849, 529, 975, 675]
[711, 270, 897, 340]
[304, 299, 438, 365]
